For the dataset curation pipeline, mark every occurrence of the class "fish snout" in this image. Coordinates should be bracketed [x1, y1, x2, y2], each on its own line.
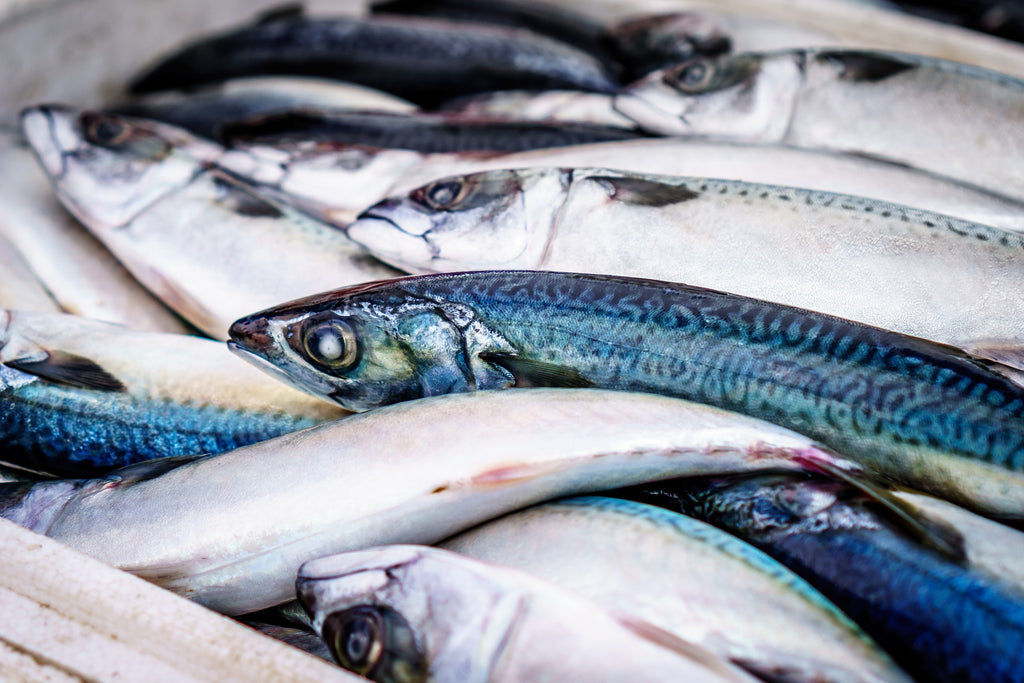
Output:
[228, 314, 273, 354]
[20, 104, 79, 177]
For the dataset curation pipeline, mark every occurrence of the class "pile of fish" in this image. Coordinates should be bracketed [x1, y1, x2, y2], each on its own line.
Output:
[4, 0, 1024, 681]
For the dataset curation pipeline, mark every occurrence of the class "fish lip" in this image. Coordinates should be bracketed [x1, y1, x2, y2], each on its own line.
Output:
[612, 92, 690, 136]
[298, 546, 425, 582]
[20, 104, 72, 179]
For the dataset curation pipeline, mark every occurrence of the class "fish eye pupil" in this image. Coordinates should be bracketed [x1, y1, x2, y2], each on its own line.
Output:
[345, 614, 375, 663]
[302, 318, 359, 370]
[324, 607, 385, 674]
[680, 62, 707, 85]
[314, 328, 343, 361]
[427, 181, 461, 208]
[90, 120, 126, 145]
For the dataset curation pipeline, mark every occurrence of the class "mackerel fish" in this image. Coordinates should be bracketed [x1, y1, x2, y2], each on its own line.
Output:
[442, 496, 907, 683]
[230, 270, 1024, 519]
[615, 49, 1024, 202]
[0, 388, 854, 614]
[346, 167, 1024, 348]
[298, 545, 759, 682]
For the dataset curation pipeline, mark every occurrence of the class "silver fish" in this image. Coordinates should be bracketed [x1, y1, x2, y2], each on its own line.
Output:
[0, 389, 854, 614]
[297, 545, 759, 682]
[615, 49, 1024, 202]
[347, 167, 1024, 349]
[442, 496, 908, 683]
[0, 234, 60, 313]
[20, 105, 399, 339]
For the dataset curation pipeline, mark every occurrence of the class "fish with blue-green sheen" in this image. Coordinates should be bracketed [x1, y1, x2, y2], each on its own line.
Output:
[659, 473, 1024, 683]
[346, 167, 1024, 348]
[0, 309, 346, 477]
[441, 496, 908, 683]
[297, 545, 760, 682]
[615, 49, 1024, 202]
[0, 388, 857, 615]
[229, 270, 1024, 519]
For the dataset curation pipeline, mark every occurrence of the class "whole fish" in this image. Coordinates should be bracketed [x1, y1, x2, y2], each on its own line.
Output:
[345, 167, 1024, 348]
[0, 388, 855, 614]
[129, 13, 619, 107]
[615, 49, 1024, 202]
[114, 76, 417, 141]
[230, 270, 1024, 519]
[219, 110, 647, 151]
[0, 139, 190, 334]
[20, 105, 399, 339]
[657, 473, 1024, 683]
[223, 140, 1024, 233]
[297, 545, 759, 682]
[442, 496, 908, 683]
[0, 309, 346, 477]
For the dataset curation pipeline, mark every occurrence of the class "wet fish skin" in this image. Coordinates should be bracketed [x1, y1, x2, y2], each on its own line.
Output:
[346, 167, 1024, 347]
[0, 234, 61, 313]
[0, 388, 849, 614]
[21, 105, 399, 339]
[615, 48, 1024, 202]
[662, 473, 1024, 683]
[114, 76, 417, 142]
[0, 309, 346, 477]
[229, 270, 1024, 518]
[297, 545, 759, 682]
[442, 496, 909, 683]
[129, 14, 619, 108]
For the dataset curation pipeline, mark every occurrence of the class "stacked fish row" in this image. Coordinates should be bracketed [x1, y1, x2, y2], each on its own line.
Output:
[3, 1, 1024, 681]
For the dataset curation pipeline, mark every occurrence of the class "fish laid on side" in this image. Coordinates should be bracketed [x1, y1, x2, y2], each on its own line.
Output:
[128, 12, 619, 107]
[442, 496, 908, 683]
[0, 309, 346, 477]
[221, 140, 1024, 233]
[114, 76, 418, 142]
[346, 167, 1024, 348]
[20, 106, 399, 339]
[657, 473, 1024, 683]
[0, 389, 855, 614]
[230, 270, 1024, 519]
[0, 139, 190, 334]
[615, 49, 1024, 202]
[297, 545, 760, 682]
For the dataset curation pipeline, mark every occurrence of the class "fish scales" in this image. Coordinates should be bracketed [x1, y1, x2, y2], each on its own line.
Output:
[231, 271, 1024, 517]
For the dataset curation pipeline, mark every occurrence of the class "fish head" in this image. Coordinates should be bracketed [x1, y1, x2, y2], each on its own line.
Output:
[228, 275, 516, 411]
[610, 12, 732, 76]
[347, 168, 572, 273]
[19, 105, 222, 229]
[613, 52, 803, 139]
[298, 546, 525, 682]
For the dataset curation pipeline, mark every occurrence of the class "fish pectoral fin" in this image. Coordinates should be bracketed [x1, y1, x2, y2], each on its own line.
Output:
[106, 454, 207, 486]
[801, 453, 967, 565]
[5, 351, 125, 392]
[479, 353, 593, 388]
[960, 340, 1024, 386]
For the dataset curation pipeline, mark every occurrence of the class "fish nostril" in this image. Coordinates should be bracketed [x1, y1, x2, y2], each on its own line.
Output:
[228, 315, 271, 350]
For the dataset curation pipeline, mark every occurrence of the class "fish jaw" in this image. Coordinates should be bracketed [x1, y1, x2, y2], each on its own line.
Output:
[19, 105, 216, 230]
[348, 168, 572, 274]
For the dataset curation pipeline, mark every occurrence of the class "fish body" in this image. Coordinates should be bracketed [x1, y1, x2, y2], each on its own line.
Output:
[347, 167, 1024, 347]
[0, 389, 846, 614]
[615, 49, 1024, 202]
[0, 309, 345, 476]
[20, 105, 398, 339]
[669, 474, 1024, 683]
[115, 76, 417, 141]
[223, 140, 1024, 233]
[0, 234, 60, 313]
[442, 496, 907, 683]
[438, 89, 636, 127]
[129, 14, 619, 107]
[230, 270, 1024, 518]
[297, 545, 759, 682]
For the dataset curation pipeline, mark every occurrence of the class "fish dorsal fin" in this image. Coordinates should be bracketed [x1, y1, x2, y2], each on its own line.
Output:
[255, 3, 304, 24]
[797, 451, 966, 564]
[479, 352, 593, 388]
[6, 351, 124, 392]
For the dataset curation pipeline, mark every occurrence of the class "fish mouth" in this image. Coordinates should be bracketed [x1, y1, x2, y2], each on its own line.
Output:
[612, 92, 690, 136]
[20, 104, 78, 179]
[299, 546, 424, 582]
[346, 212, 435, 272]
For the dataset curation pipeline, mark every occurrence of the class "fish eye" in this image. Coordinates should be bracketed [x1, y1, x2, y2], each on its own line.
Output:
[667, 60, 715, 92]
[81, 113, 132, 147]
[301, 318, 359, 371]
[414, 178, 471, 211]
[323, 606, 385, 676]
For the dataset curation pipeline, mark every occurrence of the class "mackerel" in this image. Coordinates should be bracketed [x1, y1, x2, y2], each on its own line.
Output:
[0, 234, 60, 313]
[442, 496, 907, 683]
[298, 545, 759, 682]
[0, 309, 345, 476]
[615, 49, 1024, 202]
[0, 389, 852, 614]
[662, 473, 1024, 683]
[230, 270, 1024, 518]
[20, 105, 399, 339]
[347, 167, 1024, 347]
